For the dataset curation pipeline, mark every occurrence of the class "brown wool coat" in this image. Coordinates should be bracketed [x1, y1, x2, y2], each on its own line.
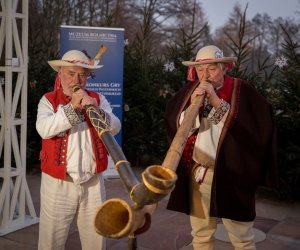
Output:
[165, 76, 278, 222]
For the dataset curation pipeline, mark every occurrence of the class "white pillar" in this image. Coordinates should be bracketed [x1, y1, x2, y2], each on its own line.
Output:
[0, 0, 39, 235]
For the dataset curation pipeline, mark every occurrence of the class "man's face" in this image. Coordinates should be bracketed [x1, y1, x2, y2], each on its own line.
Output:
[195, 63, 226, 88]
[59, 66, 89, 96]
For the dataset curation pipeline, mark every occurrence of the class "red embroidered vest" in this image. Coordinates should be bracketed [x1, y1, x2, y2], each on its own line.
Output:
[39, 89, 108, 179]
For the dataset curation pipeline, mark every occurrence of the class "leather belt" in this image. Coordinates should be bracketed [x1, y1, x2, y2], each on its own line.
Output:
[192, 160, 215, 170]
[191, 160, 215, 184]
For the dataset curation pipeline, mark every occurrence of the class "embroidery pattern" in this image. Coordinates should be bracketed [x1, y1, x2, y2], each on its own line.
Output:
[208, 99, 230, 124]
[63, 103, 81, 126]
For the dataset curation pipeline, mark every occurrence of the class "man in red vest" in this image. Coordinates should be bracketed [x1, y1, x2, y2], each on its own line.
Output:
[165, 45, 278, 249]
[36, 50, 121, 250]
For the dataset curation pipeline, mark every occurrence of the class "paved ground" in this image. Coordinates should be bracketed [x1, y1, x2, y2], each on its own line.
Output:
[1, 170, 300, 250]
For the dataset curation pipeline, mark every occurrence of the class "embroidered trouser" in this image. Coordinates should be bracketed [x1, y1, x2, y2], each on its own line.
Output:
[190, 167, 256, 250]
[38, 172, 106, 250]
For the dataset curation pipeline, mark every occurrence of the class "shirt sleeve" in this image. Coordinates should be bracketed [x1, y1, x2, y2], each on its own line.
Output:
[36, 93, 122, 139]
[36, 95, 76, 139]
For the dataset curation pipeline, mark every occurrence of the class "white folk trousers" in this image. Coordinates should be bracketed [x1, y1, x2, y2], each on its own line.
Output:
[38, 172, 106, 250]
[190, 167, 256, 250]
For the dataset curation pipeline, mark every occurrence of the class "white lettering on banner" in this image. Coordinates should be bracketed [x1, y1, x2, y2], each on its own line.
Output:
[86, 82, 122, 96]
[110, 83, 120, 87]
[68, 31, 118, 42]
[97, 83, 110, 87]
[101, 92, 121, 96]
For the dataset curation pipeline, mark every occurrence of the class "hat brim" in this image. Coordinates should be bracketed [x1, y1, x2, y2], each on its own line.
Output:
[48, 60, 103, 72]
[182, 57, 237, 66]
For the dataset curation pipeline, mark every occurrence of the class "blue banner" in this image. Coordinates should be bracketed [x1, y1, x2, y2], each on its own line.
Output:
[60, 25, 124, 177]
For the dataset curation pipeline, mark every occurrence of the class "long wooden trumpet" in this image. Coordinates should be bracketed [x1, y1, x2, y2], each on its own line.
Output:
[73, 85, 204, 239]
[94, 94, 205, 239]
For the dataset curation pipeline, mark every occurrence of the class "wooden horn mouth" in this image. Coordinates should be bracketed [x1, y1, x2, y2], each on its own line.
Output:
[94, 198, 156, 239]
[142, 165, 177, 194]
[94, 198, 132, 238]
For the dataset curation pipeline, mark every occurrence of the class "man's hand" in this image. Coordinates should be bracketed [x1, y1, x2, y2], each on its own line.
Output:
[81, 95, 98, 108]
[191, 81, 221, 108]
[71, 89, 97, 109]
[191, 83, 206, 104]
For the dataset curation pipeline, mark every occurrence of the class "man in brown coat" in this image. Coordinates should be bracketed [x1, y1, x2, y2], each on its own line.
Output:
[165, 45, 278, 249]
